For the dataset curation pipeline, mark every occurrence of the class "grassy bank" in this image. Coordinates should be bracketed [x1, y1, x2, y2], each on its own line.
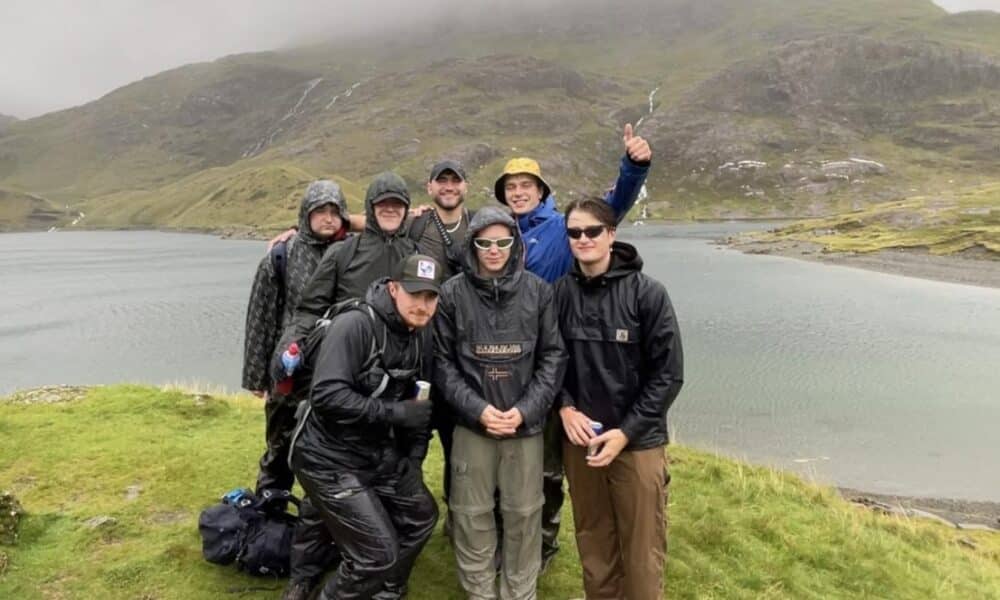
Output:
[747, 183, 1000, 257]
[2, 385, 998, 599]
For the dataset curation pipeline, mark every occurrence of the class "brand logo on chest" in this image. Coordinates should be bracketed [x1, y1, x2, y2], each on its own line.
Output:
[474, 343, 523, 358]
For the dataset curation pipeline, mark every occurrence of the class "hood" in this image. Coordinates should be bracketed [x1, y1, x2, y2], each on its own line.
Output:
[570, 241, 643, 286]
[462, 206, 524, 292]
[365, 277, 411, 335]
[364, 172, 411, 238]
[298, 180, 349, 245]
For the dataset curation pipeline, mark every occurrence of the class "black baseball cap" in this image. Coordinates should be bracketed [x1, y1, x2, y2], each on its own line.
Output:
[429, 160, 467, 182]
[392, 254, 444, 294]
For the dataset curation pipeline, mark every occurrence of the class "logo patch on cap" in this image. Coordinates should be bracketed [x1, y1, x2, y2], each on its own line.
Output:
[417, 259, 436, 280]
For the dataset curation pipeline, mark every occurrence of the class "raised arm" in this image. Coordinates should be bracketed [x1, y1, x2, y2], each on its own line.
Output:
[605, 123, 652, 222]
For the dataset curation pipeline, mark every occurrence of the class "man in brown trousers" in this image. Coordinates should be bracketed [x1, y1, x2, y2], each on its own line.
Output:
[553, 198, 684, 599]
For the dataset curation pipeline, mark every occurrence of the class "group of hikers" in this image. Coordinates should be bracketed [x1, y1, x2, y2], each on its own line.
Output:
[241, 125, 684, 600]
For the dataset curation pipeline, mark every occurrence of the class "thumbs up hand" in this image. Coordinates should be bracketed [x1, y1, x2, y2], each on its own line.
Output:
[623, 123, 652, 163]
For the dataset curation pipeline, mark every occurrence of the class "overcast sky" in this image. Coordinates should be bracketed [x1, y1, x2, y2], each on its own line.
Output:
[1, 0, 998, 119]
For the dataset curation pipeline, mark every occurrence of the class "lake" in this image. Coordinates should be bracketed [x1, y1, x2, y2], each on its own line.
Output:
[2, 227, 998, 501]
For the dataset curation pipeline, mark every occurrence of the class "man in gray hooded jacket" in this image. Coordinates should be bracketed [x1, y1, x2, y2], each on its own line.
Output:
[433, 206, 567, 600]
[273, 172, 419, 376]
[242, 180, 349, 494]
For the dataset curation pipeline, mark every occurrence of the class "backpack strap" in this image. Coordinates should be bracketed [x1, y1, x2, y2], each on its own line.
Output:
[287, 302, 387, 470]
[253, 489, 301, 513]
[408, 212, 433, 245]
[269, 239, 289, 316]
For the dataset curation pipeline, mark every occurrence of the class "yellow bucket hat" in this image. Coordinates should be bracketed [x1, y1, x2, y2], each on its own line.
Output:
[494, 157, 552, 205]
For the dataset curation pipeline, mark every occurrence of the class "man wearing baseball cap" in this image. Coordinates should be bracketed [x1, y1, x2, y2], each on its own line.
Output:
[412, 159, 473, 279]
[493, 123, 652, 568]
[283, 254, 443, 600]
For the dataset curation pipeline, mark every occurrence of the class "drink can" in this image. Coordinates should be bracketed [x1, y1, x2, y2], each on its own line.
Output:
[414, 380, 431, 402]
[587, 421, 604, 457]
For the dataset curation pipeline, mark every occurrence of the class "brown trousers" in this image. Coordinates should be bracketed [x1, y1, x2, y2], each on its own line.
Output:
[563, 440, 669, 600]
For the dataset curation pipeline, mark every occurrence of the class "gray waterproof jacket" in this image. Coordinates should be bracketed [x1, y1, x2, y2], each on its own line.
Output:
[432, 206, 567, 438]
[276, 173, 419, 368]
[242, 181, 348, 392]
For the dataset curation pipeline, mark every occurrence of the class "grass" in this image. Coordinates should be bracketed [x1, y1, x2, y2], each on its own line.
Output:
[1, 385, 998, 599]
[751, 182, 1000, 256]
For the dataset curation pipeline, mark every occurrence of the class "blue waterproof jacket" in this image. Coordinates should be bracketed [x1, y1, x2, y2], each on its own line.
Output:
[517, 155, 649, 283]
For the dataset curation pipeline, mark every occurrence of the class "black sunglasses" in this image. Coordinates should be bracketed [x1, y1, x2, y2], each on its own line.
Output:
[566, 225, 608, 240]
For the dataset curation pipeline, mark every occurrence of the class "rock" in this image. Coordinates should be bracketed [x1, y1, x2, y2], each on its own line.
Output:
[84, 516, 117, 529]
[0, 491, 22, 545]
[957, 536, 978, 550]
[125, 485, 143, 502]
[2, 385, 88, 405]
[956, 523, 999, 532]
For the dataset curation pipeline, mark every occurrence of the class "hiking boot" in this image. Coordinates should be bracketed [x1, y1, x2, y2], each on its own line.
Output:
[280, 579, 314, 600]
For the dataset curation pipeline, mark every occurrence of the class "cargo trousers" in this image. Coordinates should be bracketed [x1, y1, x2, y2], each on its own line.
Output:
[563, 440, 669, 600]
[450, 426, 544, 600]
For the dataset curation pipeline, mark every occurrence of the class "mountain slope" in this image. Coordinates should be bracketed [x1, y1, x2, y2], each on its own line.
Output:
[2, 0, 1000, 230]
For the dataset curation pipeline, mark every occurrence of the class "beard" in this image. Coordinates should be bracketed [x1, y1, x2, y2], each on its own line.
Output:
[433, 193, 464, 210]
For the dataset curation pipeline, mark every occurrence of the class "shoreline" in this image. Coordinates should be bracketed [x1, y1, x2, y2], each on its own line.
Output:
[731, 239, 1000, 289]
[837, 487, 1000, 531]
[8, 223, 1000, 289]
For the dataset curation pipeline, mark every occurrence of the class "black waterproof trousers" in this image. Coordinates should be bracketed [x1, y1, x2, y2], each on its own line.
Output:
[541, 415, 563, 562]
[255, 391, 299, 494]
[293, 457, 438, 599]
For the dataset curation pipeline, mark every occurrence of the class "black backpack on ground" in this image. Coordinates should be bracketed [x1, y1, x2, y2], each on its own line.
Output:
[198, 488, 301, 577]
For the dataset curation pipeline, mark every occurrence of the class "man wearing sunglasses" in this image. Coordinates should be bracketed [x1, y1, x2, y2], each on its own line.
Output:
[433, 206, 567, 600]
[554, 199, 683, 600]
[284, 255, 443, 600]
[493, 123, 652, 566]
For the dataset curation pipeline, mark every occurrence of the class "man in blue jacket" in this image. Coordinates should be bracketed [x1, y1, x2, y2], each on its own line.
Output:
[492, 123, 652, 566]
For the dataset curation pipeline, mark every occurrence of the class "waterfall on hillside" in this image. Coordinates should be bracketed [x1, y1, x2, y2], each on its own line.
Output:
[633, 85, 659, 224]
[243, 77, 324, 158]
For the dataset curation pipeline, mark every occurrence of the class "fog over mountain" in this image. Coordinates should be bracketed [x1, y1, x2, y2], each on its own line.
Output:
[2, 0, 999, 118]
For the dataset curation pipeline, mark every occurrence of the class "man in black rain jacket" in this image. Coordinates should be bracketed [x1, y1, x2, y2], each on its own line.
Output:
[273, 171, 419, 380]
[433, 206, 567, 599]
[242, 180, 349, 494]
[553, 198, 683, 600]
[286, 255, 443, 600]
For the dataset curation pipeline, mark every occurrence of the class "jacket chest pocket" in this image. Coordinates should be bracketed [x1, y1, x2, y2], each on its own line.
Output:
[469, 339, 535, 410]
[563, 322, 640, 345]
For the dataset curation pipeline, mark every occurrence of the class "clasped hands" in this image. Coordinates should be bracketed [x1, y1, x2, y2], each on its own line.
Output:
[479, 405, 524, 437]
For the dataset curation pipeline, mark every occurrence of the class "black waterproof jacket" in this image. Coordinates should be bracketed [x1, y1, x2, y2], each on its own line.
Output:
[553, 241, 684, 450]
[277, 172, 418, 359]
[242, 181, 348, 392]
[292, 279, 430, 473]
[433, 206, 567, 438]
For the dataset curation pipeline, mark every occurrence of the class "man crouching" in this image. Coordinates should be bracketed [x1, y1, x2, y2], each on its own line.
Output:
[285, 255, 443, 600]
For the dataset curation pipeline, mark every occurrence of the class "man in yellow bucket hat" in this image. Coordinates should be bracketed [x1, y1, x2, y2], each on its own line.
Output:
[492, 123, 652, 569]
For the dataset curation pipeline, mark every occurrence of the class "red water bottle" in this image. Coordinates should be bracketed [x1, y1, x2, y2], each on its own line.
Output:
[274, 343, 300, 395]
